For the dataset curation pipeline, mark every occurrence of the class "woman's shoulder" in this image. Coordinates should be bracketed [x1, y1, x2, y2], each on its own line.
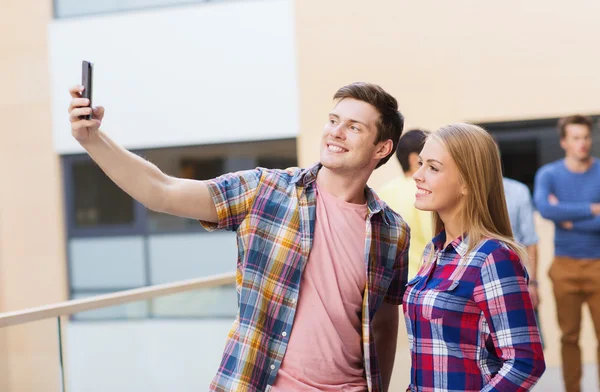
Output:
[469, 238, 527, 280]
[466, 238, 521, 265]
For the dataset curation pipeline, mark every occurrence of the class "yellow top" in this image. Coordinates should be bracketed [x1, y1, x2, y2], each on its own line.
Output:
[378, 176, 433, 280]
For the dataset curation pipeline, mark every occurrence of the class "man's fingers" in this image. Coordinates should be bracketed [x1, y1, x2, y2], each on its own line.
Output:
[92, 106, 105, 120]
[69, 84, 85, 99]
[69, 107, 92, 120]
[68, 98, 90, 113]
[71, 119, 99, 130]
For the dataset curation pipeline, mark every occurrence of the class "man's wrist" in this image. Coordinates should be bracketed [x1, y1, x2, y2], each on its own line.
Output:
[78, 128, 101, 148]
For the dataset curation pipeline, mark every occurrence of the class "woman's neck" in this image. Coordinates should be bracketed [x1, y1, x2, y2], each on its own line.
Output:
[440, 212, 464, 248]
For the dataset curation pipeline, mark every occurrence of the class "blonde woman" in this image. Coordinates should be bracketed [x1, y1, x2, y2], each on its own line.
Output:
[403, 123, 545, 391]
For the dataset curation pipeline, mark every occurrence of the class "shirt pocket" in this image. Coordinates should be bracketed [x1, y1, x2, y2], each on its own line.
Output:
[421, 279, 460, 320]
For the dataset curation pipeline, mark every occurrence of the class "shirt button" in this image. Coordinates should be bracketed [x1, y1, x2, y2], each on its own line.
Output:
[291, 298, 297, 304]
[270, 364, 276, 370]
[282, 331, 287, 337]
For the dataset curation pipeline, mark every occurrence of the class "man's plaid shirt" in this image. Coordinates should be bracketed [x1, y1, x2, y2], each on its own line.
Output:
[201, 164, 410, 391]
[403, 232, 545, 391]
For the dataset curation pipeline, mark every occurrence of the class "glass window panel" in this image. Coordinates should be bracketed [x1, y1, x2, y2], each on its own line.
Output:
[148, 232, 237, 284]
[72, 161, 134, 227]
[65, 312, 233, 391]
[54, 0, 120, 18]
[54, 0, 211, 18]
[69, 236, 147, 290]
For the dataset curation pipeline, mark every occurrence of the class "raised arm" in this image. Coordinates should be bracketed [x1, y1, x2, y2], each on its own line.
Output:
[474, 246, 546, 392]
[68, 85, 217, 222]
[533, 168, 595, 222]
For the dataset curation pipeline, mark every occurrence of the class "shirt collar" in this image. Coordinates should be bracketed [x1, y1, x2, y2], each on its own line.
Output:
[292, 163, 389, 225]
[432, 230, 469, 257]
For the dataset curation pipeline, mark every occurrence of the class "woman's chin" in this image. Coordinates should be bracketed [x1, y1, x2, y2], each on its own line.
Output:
[414, 201, 434, 212]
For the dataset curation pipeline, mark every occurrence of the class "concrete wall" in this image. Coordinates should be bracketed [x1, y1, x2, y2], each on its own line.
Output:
[0, 0, 68, 390]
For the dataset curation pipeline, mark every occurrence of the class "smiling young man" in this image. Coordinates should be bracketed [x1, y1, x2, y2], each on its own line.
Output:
[68, 82, 409, 392]
[534, 115, 600, 392]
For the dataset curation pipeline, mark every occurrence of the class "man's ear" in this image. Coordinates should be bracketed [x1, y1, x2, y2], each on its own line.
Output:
[559, 138, 567, 152]
[375, 139, 394, 160]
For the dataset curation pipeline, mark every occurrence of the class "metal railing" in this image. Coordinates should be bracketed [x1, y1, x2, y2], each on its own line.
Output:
[0, 271, 236, 327]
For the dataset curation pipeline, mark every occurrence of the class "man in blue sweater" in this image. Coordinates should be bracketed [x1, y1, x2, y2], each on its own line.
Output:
[534, 114, 600, 392]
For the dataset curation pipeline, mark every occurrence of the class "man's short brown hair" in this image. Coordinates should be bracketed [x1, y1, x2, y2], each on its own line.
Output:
[334, 82, 404, 168]
[558, 115, 593, 139]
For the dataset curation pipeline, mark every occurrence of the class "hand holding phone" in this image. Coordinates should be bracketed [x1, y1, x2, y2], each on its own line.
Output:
[69, 61, 104, 144]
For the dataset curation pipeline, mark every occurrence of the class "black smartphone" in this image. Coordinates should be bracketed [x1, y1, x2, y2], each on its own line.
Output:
[80, 60, 94, 120]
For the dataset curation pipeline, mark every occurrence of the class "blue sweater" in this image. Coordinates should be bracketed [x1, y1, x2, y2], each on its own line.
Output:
[533, 159, 600, 259]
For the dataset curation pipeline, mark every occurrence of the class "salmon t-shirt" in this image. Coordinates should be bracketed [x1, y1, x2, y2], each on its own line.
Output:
[271, 184, 368, 391]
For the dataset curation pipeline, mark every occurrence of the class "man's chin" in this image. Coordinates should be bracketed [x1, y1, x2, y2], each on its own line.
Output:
[320, 161, 343, 170]
[320, 155, 341, 167]
[576, 154, 592, 162]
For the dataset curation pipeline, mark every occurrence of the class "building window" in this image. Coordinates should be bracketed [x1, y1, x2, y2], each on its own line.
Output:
[72, 161, 135, 227]
[478, 116, 600, 193]
[62, 138, 297, 320]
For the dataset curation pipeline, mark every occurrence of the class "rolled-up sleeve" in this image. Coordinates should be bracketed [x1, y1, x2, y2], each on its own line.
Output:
[474, 246, 546, 391]
[199, 168, 262, 232]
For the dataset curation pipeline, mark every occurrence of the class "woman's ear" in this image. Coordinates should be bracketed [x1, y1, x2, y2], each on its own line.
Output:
[459, 177, 469, 196]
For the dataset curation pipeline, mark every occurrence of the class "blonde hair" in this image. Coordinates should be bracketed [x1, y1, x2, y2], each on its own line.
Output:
[427, 123, 527, 263]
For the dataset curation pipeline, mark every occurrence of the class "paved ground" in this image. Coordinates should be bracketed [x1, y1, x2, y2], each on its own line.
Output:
[536, 364, 598, 391]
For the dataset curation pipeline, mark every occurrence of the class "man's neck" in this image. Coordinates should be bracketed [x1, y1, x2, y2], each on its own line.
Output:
[564, 156, 594, 173]
[316, 166, 369, 205]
